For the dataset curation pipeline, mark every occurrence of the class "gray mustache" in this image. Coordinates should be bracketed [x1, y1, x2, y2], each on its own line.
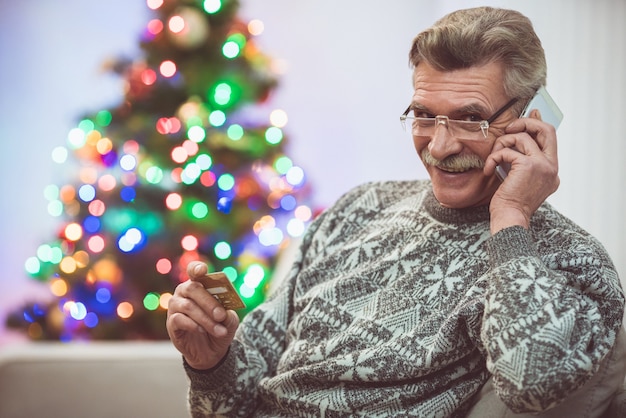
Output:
[420, 149, 484, 171]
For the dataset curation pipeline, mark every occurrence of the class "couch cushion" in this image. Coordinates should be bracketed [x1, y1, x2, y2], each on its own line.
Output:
[467, 327, 626, 417]
[0, 342, 189, 418]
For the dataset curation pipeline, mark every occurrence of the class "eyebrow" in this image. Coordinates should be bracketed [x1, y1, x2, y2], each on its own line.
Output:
[408, 102, 491, 118]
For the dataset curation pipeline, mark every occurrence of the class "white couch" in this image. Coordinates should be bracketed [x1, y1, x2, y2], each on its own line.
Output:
[1, 338, 626, 417]
[0, 342, 189, 418]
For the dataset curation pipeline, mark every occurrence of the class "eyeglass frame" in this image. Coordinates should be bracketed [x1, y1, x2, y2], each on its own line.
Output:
[400, 97, 519, 140]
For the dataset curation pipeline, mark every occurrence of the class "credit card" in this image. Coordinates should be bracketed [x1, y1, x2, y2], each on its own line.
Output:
[197, 271, 246, 310]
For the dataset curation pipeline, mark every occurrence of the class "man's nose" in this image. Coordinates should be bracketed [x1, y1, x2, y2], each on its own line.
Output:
[427, 122, 462, 160]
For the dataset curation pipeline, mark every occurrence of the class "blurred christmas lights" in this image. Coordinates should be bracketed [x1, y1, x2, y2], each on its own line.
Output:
[9, 0, 313, 341]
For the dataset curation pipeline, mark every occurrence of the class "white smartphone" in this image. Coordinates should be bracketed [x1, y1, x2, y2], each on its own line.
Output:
[495, 86, 564, 181]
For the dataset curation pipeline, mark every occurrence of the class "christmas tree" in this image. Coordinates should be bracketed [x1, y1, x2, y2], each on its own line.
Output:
[7, 0, 312, 341]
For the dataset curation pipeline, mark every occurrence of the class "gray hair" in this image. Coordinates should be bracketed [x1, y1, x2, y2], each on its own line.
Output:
[409, 7, 547, 113]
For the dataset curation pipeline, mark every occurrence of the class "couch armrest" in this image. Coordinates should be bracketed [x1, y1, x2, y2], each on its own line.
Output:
[0, 342, 189, 418]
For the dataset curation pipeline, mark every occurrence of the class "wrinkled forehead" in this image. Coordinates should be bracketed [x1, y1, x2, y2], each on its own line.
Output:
[411, 61, 509, 114]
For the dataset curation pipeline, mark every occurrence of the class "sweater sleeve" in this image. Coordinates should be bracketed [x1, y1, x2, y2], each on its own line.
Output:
[482, 225, 625, 413]
[184, 199, 338, 417]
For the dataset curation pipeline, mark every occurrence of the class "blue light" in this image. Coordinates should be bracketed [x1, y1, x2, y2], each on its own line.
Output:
[83, 216, 101, 233]
[23, 311, 34, 323]
[84, 312, 99, 328]
[96, 287, 111, 304]
[217, 196, 232, 214]
[118, 227, 147, 253]
[280, 195, 297, 211]
[120, 186, 136, 202]
[78, 184, 96, 202]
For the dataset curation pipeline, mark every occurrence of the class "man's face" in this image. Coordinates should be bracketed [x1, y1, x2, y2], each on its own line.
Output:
[411, 61, 517, 208]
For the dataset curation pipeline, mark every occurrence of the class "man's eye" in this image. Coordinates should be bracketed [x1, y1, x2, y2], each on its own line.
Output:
[460, 114, 482, 122]
[414, 111, 434, 118]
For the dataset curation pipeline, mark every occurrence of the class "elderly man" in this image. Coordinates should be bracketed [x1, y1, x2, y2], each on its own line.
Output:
[167, 7, 625, 417]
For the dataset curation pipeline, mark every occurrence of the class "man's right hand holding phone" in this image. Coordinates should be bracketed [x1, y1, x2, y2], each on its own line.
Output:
[484, 110, 560, 235]
[166, 261, 240, 370]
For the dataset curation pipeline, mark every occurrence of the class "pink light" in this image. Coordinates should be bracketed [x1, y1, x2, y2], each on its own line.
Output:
[170, 168, 183, 183]
[88, 200, 106, 217]
[123, 140, 140, 154]
[181, 235, 199, 251]
[165, 193, 183, 210]
[156, 117, 171, 134]
[146, 0, 163, 10]
[141, 68, 157, 86]
[171, 146, 188, 163]
[168, 15, 185, 34]
[147, 19, 163, 35]
[98, 174, 117, 192]
[159, 60, 177, 78]
[182, 140, 199, 156]
[156, 258, 172, 274]
[200, 171, 216, 187]
[88, 235, 106, 253]
[156, 117, 181, 134]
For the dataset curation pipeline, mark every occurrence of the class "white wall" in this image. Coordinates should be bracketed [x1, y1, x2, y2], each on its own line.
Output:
[1, 0, 624, 341]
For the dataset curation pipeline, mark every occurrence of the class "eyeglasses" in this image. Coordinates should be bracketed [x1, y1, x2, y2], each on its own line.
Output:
[400, 98, 518, 141]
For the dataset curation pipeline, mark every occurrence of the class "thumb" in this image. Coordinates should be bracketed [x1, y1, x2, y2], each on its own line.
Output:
[187, 261, 208, 281]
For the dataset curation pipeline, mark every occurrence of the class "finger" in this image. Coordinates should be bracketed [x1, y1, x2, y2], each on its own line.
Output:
[484, 147, 525, 175]
[181, 280, 228, 321]
[222, 310, 240, 333]
[187, 261, 208, 280]
[169, 295, 230, 337]
[167, 310, 207, 336]
[491, 131, 538, 157]
[505, 117, 558, 157]
[170, 282, 228, 329]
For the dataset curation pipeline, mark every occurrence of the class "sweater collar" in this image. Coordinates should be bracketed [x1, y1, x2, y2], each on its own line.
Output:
[423, 189, 490, 224]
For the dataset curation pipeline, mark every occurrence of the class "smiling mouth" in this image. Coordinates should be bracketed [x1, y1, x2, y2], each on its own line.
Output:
[436, 165, 478, 173]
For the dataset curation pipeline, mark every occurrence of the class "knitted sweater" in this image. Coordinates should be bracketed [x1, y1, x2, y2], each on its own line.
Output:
[185, 180, 624, 417]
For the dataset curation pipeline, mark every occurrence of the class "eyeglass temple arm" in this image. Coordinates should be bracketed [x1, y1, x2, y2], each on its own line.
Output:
[485, 98, 518, 124]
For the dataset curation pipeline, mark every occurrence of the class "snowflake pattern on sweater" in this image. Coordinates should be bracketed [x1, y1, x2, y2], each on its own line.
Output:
[185, 180, 624, 417]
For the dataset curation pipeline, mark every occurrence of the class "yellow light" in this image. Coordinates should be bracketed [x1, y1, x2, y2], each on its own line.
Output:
[85, 130, 102, 146]
[253, 215, 276, 234]
[92, 258, 122, 285]
[64, 223, 83, 241]
[59, 256, 77, 274]
[270, 109, 288, 128]
[248, 19, 264, 36]
[59, 185, 76, 203]
[50, 278, 68, 297]
[27, 323, 43, 339]
[74, 250, 90, 268]
[79, 166, 99, 184]
[160, 293, 172, 309]
[117, 302, 134, 319]
[96, 137, 113, 155]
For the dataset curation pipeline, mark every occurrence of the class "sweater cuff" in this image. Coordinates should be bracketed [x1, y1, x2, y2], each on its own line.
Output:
[487, 225, 539, 267]
[183, 347, 236, 390]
